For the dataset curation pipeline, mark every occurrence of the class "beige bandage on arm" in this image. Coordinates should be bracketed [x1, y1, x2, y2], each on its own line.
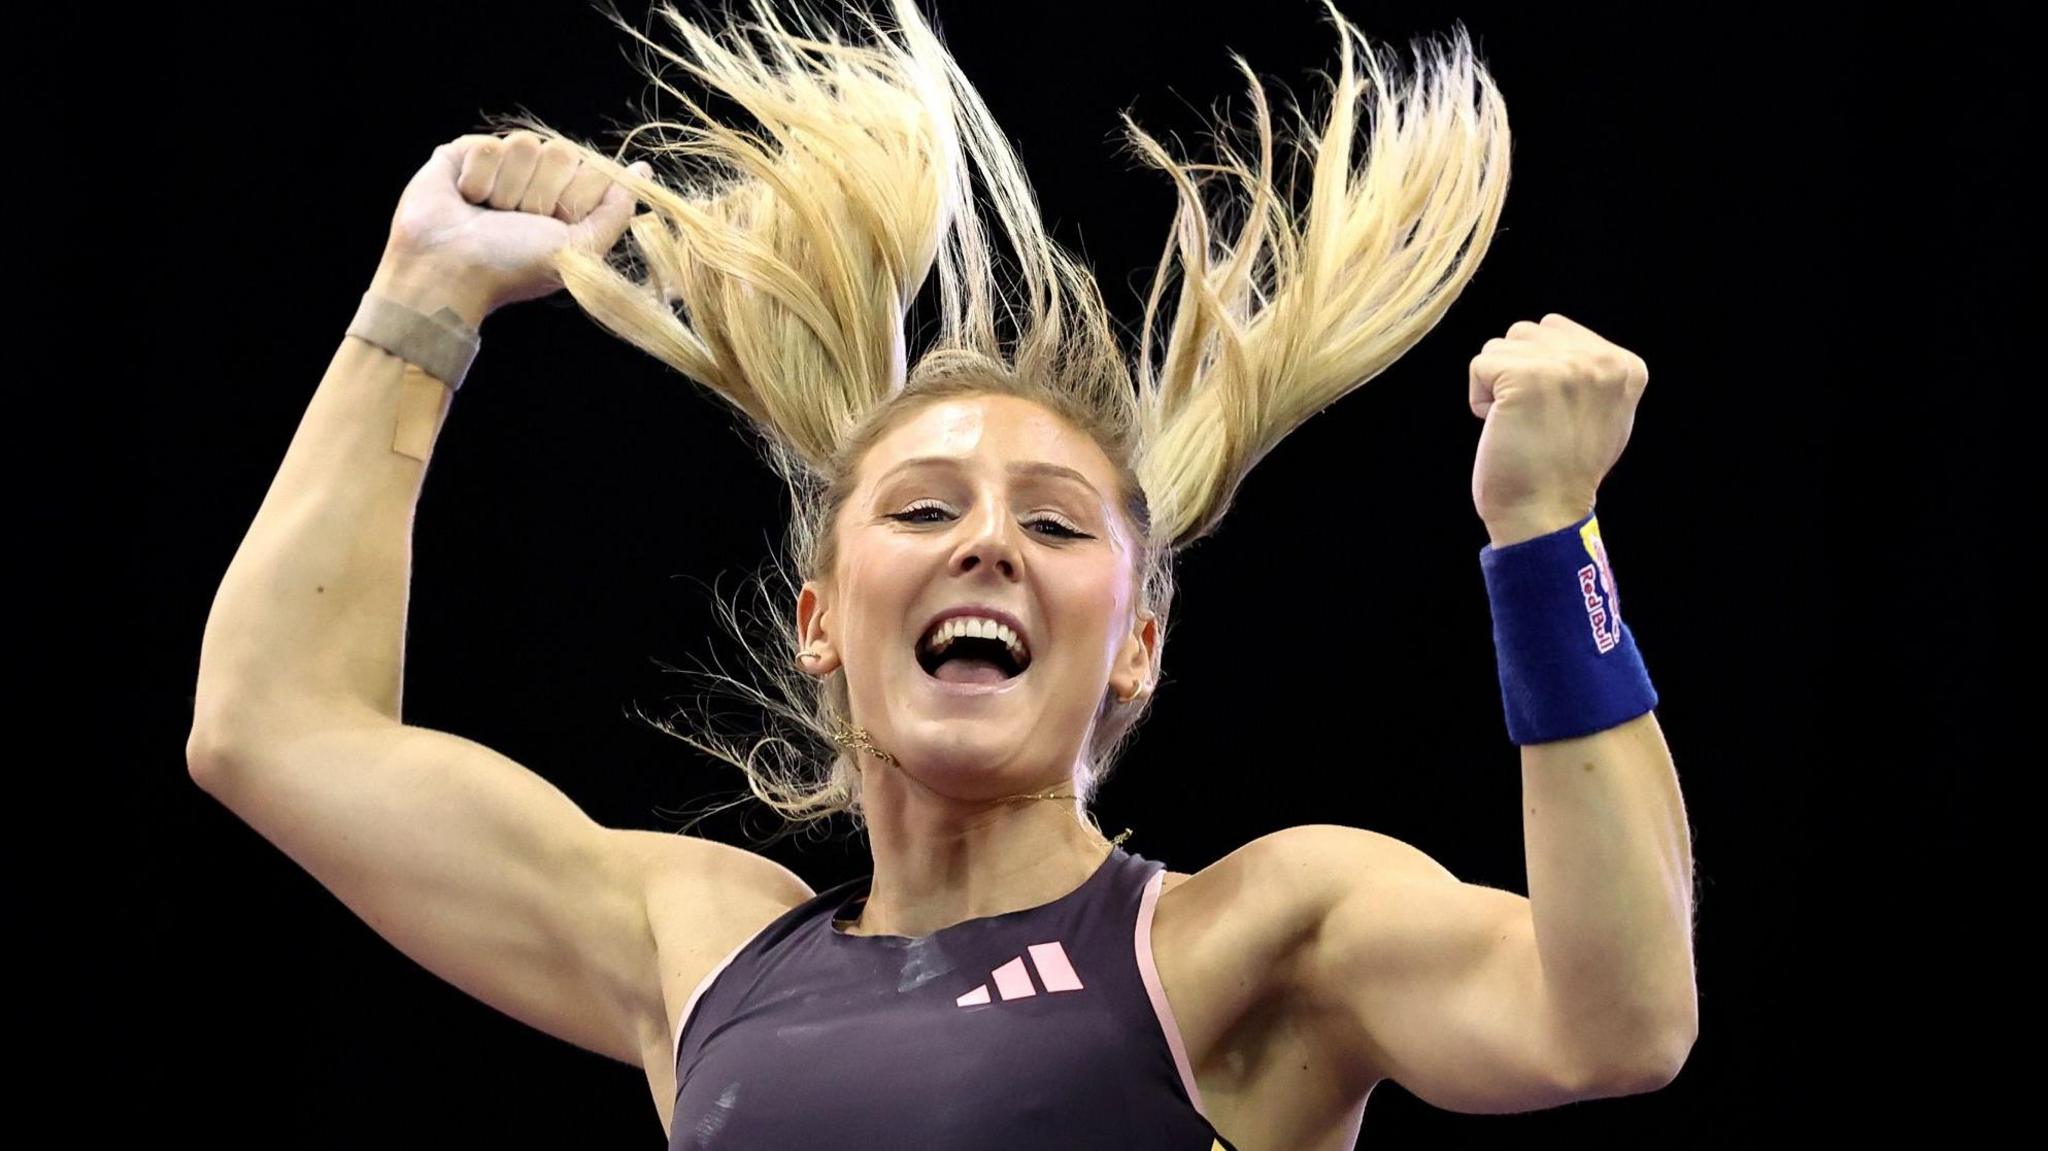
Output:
[386, 362, 446, 462]
[344, 291, 481, 462]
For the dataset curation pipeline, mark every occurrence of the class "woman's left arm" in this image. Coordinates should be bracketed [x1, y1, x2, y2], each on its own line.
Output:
[1261, 315, 1696, 1110]
[1474, 315, 1698, 1060]
[1266, 707, 1696, 1109]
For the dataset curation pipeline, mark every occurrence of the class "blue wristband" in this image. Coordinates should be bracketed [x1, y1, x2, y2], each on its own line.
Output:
[1479, 510, 1658, 744]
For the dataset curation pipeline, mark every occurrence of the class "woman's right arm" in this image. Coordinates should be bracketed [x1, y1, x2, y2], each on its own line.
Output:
[187, 252, 484, 745]
[184, 136, 809, 1071]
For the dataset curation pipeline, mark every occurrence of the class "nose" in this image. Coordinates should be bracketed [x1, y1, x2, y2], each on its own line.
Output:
[949, 498, 1022, 582]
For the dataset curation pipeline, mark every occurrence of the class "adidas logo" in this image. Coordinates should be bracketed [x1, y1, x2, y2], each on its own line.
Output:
[955, 941, 1085, 1006]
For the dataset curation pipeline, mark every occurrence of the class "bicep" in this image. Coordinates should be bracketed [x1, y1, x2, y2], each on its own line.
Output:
[194, 713, 663, 1065]
[1271, 825, 1608, 1114]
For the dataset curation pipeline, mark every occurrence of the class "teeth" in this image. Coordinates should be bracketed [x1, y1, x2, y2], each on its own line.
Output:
[922, 615, 1032, 667]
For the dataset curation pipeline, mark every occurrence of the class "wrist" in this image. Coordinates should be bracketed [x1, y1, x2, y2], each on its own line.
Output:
[1478, 511, 1657, 744]
[1483, 502, 1591, 549]
[369, 249, 494, 331]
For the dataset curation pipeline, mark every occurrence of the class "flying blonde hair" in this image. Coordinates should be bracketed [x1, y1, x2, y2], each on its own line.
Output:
[495, 0, 1510, 838]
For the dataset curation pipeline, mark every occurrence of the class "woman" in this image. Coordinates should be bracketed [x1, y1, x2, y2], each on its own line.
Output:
[186, 1, 1698, 1146]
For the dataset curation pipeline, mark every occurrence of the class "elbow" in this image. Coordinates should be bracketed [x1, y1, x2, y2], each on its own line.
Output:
[1572, 1004, 1697, 1099]
[186, 687, 250, 787]
[186, 725, 240, 792]
[186, 700, 270, 790]
[1601, 1021, 1697, 1096]
[184, 693, 307, 788]
[1654, 1016, 1700, 1085]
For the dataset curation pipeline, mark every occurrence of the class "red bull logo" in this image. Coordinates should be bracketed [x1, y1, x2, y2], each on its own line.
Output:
[1577, 516, 1621, 654]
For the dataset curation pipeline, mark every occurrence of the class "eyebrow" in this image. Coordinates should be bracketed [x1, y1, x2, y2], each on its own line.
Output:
[877, 455, 1104, 500]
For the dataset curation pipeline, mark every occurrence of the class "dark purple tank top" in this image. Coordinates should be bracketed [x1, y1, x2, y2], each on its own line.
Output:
[668, 844, 1242, 1150]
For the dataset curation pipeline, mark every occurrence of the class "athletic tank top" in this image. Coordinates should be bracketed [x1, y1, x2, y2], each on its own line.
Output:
[668, 844, 1243, 1150]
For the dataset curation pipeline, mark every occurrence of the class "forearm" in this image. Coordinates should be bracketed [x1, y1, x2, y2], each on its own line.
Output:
[1483, 508, 1697, 1068]
[190, 253, 492, 751]
[1522, 710, 1698, 1068]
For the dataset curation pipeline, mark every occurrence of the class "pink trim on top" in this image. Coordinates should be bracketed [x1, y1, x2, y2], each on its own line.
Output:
[1135, 868, 1208, 1117]
[672, 936, 751, 1072]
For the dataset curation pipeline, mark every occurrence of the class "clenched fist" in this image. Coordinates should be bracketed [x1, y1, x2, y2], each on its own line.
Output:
[382, 130, 653, 317]
[1468, 313, 1650, 546]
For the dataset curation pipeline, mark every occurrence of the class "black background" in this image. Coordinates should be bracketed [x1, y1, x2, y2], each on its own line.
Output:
[115, 1, 2006, 1144]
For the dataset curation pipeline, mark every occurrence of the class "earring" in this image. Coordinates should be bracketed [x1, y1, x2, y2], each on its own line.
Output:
[794, 645, 825, 671]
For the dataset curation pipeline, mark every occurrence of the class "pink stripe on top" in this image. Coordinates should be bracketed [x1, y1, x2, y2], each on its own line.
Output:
[1134, 868, 1208, 1117]
[673, 935, 751, 1072]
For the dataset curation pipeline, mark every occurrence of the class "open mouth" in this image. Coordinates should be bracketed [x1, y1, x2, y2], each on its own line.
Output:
[916, 617, 1032, 685]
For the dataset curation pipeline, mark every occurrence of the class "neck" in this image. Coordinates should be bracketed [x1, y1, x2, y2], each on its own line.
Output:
[839, 755, 1113, 939]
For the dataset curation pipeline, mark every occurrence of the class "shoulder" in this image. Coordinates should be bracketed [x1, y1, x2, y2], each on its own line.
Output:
[1154, 824, 1439, 947]
[614, 829, 818, 917]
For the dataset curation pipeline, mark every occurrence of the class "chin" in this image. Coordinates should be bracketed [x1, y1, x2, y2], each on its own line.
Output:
[899, 715, 1022, 762]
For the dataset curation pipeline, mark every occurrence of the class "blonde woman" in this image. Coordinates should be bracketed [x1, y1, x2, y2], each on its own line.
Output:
[186, 1, 1697, 1146]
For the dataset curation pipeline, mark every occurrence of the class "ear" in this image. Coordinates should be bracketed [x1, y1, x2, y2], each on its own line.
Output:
[1110, 607, 1158, 704]
[795, 580, 842, 677]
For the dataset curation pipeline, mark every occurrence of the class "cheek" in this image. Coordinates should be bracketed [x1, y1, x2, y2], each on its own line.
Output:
[836, 550, 918, 654]
[1048, 563, 1130, 659]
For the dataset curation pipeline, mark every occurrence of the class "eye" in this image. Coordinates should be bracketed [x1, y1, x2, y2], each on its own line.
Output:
[887, 499, 952, 524]
[1025, 515, 1089, 540]
[884, 499, 1089, 540]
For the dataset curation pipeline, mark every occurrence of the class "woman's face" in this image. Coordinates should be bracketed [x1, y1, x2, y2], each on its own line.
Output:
[798, 393, 1155, 795]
